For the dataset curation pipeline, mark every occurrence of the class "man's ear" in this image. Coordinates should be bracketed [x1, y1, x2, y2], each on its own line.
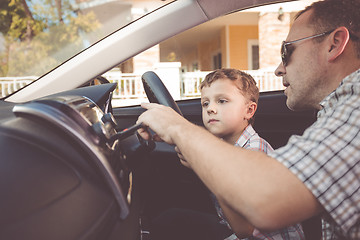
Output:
[328, 27, 350, 62]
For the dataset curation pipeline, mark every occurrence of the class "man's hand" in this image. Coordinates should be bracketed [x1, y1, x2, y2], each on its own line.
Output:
[137, 102, 189, 145]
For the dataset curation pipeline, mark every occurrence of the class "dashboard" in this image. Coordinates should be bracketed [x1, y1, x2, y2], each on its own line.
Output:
[0, 83, 150, 239]
[13, 95, 130, 219]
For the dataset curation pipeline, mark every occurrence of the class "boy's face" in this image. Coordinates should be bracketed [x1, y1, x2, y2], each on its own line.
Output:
[201, 78, 256, 144]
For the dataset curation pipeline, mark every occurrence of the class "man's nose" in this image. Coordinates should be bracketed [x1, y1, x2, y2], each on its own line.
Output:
[275, 62, 286, 77]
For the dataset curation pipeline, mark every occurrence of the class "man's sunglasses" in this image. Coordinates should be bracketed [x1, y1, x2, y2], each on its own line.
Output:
[281, 29, 334, 66]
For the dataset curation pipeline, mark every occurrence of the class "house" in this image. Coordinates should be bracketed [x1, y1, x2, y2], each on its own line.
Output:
[128, 0, 317, 73]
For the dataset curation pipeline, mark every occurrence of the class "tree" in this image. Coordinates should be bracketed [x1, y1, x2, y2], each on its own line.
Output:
[0, 0, 100, 76]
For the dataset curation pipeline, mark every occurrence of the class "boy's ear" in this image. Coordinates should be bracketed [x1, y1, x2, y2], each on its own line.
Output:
[328, 27, 350, 62]
[246, 102, 257, 118]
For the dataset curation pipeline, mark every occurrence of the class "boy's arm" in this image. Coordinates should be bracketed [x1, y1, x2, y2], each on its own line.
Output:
[217, 133, 269, 238]
[218, 198, 255, 238]
[177, 145, 256, 238]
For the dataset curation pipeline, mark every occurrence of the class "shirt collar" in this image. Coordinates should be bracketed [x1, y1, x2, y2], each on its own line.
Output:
[318, 68, 360, 114]
[234, 124, 256, 147]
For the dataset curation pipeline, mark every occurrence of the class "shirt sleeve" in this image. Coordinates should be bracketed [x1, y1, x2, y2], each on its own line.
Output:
[269, 94, 360, 236]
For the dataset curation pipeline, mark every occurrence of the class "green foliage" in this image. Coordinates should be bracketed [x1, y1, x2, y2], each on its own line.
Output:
[0, 0, 100, 77]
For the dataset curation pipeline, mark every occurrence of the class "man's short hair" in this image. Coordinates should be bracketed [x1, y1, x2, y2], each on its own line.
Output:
[297, 0, 360, 58]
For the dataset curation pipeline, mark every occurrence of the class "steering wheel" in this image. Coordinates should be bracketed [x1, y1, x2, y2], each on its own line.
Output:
[141, 71, 183, 116]
[110, 71, 182, 148]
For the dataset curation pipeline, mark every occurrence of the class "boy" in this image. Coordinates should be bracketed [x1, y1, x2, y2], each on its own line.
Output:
[199, 68, 304, 240]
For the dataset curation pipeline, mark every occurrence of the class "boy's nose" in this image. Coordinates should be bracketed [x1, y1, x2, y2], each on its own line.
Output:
[207, 104, 217, 114]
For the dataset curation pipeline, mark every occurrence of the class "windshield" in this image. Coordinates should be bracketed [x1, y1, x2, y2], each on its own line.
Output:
[0, 0, 170, 98]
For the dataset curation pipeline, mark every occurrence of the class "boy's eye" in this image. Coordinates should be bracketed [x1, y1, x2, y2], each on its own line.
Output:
[201, 101, 209, 107]
[218, 99, 228, 104]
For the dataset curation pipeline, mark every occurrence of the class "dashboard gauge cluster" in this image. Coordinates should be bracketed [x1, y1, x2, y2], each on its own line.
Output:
[13, 95, 130, 219]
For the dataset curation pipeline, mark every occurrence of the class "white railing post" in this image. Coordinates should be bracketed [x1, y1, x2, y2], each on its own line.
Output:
[154, 62, 182, 100]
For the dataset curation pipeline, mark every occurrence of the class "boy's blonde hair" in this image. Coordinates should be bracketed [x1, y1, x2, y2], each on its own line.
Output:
[200, 68, 259, 125]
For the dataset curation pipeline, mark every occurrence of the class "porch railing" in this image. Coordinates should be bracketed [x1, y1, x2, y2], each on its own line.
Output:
[180, 69, 284, 98]
[247, 69, 284, 92]
[0, 69, 283, 105]
[0, 76, 37, 97]
[102, 72, 146, 99]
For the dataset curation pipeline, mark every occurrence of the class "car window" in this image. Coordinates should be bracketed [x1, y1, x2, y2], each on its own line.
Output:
[0, 0, 171, 98]
[105, 1, 313, 107]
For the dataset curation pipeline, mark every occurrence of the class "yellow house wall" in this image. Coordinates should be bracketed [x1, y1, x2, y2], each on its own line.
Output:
[164, 26, 259, 72]
[228, 25, 258, 70]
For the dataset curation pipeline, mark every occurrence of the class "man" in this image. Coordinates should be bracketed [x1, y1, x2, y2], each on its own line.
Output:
[137, 0, 360, 239]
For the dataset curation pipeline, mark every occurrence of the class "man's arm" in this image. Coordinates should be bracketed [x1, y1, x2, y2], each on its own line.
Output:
[137, 103, 323, 230]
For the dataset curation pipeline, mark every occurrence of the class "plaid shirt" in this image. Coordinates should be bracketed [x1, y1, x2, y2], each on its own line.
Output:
[213, 124, 305, 240]
[269, 69, 360, 239]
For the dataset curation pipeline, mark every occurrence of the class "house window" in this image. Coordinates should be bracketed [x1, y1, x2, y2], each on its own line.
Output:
[192, 62, 199, 71]
[248, 40, 259, 70]
[212, 52, 222, 69]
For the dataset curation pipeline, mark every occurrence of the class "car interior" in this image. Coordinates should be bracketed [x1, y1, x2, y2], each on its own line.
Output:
[0, 0, 322, 239]
[112, 74, 318, 239]
[0, 70, 318, 240]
